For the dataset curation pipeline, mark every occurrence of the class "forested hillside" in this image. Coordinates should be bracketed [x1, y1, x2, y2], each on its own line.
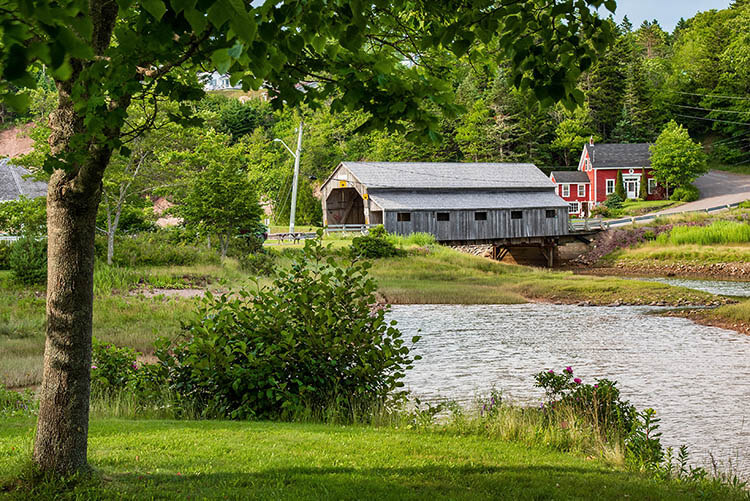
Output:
[2, 1, 748, 225]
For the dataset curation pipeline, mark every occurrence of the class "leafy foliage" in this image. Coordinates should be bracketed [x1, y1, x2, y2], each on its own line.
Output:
[604, 192, 624, 210]
[0, 196, 47, 235]
[0, 241, 11, 270]
[96, 233, 219, 267]
[158, 236, 419, 420]
[9, 236, 47, 285]
[175, 150, 263, 258]
[91, 339, 139, 395]
[351, 235, 404, 259]
[650, 121, 708, 190]
[669, 184, 700, 202]
[238, 251, 277, 276]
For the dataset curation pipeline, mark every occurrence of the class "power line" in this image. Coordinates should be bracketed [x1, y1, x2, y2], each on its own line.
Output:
[674, 114, 750, 126]
[672, 104, 750, 115]
[710, 135, 750, 147]
[671, 90, 750, 101]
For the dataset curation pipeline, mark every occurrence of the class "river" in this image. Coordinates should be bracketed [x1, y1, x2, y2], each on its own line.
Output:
[641, 277, 750, 297]
[388, 303, 750, 475]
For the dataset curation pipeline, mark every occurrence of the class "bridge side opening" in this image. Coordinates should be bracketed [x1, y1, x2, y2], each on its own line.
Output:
[325, 187, 365, 225]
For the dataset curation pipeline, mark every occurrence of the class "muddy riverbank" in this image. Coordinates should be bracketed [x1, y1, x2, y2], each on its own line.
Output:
[568, 262, 750, 281]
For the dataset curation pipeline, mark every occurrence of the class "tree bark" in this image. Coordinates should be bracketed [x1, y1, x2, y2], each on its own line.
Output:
[33, 0, 120, 471]
[33, 169, 102, 475]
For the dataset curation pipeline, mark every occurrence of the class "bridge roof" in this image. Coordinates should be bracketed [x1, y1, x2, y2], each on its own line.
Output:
[336, 161, 555, 190]
[368, 190, 568, 211]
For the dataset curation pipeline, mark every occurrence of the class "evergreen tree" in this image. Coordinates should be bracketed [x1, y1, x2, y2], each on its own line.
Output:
[587, 24, 634, 139]
[615, 170, 626, 199]
[639, 170, 649, 199]
[612, 56, 659, 142]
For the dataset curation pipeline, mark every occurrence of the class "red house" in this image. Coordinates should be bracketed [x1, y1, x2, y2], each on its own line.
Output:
[551, 141, 665, 217]
[549, 170, 590, 217]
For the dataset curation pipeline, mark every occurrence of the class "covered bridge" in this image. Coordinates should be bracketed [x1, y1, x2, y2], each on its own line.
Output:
[321, 162, 569, 246]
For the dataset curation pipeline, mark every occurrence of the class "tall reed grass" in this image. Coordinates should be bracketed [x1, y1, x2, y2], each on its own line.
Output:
[656, 221, 750, 245]
[387, 232, 437, 247]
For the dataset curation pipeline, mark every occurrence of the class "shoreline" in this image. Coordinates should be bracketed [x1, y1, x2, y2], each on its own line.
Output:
[565, 264, 750, 282]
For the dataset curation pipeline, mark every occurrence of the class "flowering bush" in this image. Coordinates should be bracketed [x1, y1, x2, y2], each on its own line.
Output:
[534, 366, 636, 433]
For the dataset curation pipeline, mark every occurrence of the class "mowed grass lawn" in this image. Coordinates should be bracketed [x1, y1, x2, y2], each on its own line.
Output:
[0, 418, 733, 500]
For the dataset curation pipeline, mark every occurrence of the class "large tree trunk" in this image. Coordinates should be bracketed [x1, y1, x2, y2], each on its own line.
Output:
[33, 31, 119, 471]
[33, 170, 102, 475]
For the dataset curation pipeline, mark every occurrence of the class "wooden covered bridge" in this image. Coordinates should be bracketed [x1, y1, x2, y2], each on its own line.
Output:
[321, 162, 577, 266]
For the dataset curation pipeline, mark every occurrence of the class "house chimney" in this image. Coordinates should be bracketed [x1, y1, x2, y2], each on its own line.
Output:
[589, 135, 594, 145]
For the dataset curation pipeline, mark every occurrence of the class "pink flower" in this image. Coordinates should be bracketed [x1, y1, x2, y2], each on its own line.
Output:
[132, 362, 138, 370]
[594, 384, 599, 389]
[574, 378, 582, 384]
[547, 370, 554, 374]
[564, 366, 573, 374]
[91, 365, 98, 370]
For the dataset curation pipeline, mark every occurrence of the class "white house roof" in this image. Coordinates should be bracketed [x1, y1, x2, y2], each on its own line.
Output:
[0, 158, 47, 202]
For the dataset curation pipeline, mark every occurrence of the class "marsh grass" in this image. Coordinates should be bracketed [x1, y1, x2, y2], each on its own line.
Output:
[610, 244, 750, 265]
[370, 246, 714, 305]
[657, 221, 750, 246]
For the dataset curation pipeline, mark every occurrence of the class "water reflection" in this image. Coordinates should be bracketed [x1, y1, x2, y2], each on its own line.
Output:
[389, 303, 750, 474]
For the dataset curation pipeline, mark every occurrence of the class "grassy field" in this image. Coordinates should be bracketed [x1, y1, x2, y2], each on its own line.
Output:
[616, 199, 682, 216]
[0, 418, 742, 500]
[0, 243, 720, 389]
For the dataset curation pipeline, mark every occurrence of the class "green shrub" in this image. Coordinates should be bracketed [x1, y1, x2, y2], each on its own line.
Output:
[368, 224, 388, 239]
[590, 205, 611, 218]
[669, 184, 700, 202]
[350, 235, 404, 259]
[158, 237, 419, 420]
[642, 230, 656, 241]
[239, 251, 277, 276]
[388, 232, 437, 247]
[0, 241, 12, 270]
[9, 236, 47, 285]
[91, 338, 139, 395]
[96, 205, 156, 235]
[0, 196, 47, 235]
[226, 233, 264, 258]
[604, 193, 624, 210]
[100, 233, 220, 267]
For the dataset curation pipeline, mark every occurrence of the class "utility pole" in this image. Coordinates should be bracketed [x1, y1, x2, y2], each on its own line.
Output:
[289, 121, 303, 233]
[273, 120, 303, 233]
